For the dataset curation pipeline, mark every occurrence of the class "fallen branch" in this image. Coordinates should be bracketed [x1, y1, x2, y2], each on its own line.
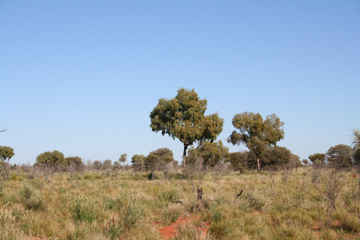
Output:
[235, 190, 243, 200]
[169, 197, 183, 204]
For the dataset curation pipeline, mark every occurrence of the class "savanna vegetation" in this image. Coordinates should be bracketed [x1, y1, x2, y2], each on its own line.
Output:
[0, 89, 359, 239]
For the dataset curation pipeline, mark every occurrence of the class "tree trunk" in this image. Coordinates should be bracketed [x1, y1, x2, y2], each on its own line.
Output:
[197, 188, 203, 211]
[257, 158, 260, 172]
[183, 143, 189, 167]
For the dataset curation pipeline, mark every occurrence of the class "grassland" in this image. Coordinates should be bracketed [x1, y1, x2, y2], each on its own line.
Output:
[0, 166, 359, 240]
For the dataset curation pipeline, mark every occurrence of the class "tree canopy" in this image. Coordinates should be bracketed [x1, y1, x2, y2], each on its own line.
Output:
[36, 150, 65, 166]
[326, 144, 353, 169]
[0, 146, 15, 162]
[187, 140, 229, 167]
[227, 112, 284, 171]
[308, 153, 326, 165]
[119, 153, 127, 166]
[352, 129, 360, 150]
[144, 147, 175, 171]
[150, 88, 223, 166]
[131, 154, 146, 171]
[229, 151, 249, 173]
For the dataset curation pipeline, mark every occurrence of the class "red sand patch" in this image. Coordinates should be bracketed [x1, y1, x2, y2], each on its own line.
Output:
[158, 217, 209, 239]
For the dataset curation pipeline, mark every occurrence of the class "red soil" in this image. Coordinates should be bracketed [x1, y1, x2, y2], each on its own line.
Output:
[158, 217, 209, 239]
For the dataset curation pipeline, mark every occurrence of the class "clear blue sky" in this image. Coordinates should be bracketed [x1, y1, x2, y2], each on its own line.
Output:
[1, 0, 359, 165]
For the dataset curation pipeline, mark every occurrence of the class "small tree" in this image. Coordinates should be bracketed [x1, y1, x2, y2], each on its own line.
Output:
[228, 112, 284, 172]
[36, 150, 65, 166]
[119, 153, 127, 167]
[352, 129, 360, 150]
[150, 88, 223, 167]
[131, 154, 145, 172]
[352, 129, 360, 166]
[103, 159, 112, 173]
[93, 160, 103, 171]
[145, 148, 175, 171]
[0, 146, 15, 162]
[308, 153, 326, 165]
[65, 156, 84, 171]
[302, 159, 309, 165]
[327, 144, 353, 169]
[229, 151, 249, 174]
[187, 140, 229, 168]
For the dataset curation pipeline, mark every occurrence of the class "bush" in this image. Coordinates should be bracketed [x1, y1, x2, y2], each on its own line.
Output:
[159, 189, 180, 203]
[71, 198, 99, 224]
[19, 183, 45, 210]
[341, 216, 360, 233]
[10, 175, 18, 181]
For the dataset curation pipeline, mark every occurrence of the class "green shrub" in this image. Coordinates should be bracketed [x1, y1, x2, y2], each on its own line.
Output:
[166, 172, 183, 180]
[83, 174, 92, 180]
[159, 189, 180, 203]
[210, 221, 229, 240]
[10, 175, 18, 181]
[212, 208, 222, 223]
[19, 183, 44, 210]
[103, 218, 125, 240]
[103, 196, 116, 211]
[71, 201, 98, 224]
[341, 216, 360, 233]
[161, 205, 182, 225]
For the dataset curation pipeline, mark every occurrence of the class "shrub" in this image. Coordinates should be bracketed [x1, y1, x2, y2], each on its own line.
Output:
[103, 198, 144, 239]
[159, 189, 180, 203]
[0, 203, 25, 239]
[18, 183, 45, 210]
[10, 174, 18, 181]
[71, 199, 99, 224]
[210, 221, 229, 240]
[161, 205, 182, 225]
[341, 216, 360, 233]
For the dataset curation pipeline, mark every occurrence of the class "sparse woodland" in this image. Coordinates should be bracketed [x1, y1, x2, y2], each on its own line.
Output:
[1, 89, 359, 239]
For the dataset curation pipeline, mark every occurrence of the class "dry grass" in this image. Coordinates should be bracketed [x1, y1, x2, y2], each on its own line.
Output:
[0, 167, 359, 239]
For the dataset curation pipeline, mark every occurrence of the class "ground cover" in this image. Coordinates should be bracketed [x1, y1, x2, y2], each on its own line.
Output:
[0, 167, 360, 239]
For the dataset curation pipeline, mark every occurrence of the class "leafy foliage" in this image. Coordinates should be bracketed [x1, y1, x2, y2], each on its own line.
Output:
[228, 112, 284, 171]
[19, 183, 45, 210]
[65, 156, 84, 171]
[131, 154, 145, 171]
[150, 88, 223, 165]
[326, 144, 353, 169]
[119, 153, 127, 166]
[0, 146, 14, 162]
[145, 148, 174, 171]
[229, 151, 249, 173]
[36, 150, 65, 166]
[308, 153, 326, 165]
[187, 140, 229, 167]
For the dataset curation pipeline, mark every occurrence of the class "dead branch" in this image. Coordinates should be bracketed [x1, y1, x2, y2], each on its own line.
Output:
[235, 190, 243, 200]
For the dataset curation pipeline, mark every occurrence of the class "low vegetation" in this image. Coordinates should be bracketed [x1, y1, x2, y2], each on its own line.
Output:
[0, 165, 360, 240]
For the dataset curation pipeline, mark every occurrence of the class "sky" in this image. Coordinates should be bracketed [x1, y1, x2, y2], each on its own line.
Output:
[1, 0, 359, 165]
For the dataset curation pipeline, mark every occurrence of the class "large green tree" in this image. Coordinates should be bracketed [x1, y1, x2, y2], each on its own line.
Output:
[228, 112, 284, 172]
[150, 88, 224, 167]
[36, 150, 65, 166]
[0, 146, 15, 162]
[326, 144, 353, 169]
